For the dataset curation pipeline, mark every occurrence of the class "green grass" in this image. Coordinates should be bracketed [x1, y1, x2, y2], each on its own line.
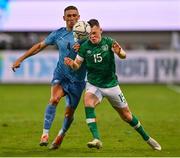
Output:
[0, 84, 180, 157]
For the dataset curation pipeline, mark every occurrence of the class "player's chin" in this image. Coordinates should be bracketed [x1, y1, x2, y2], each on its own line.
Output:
[91, 39, 99, 44]
[69, 21, 76, 27]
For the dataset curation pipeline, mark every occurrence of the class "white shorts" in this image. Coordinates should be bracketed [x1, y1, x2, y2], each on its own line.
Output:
[85, 82, 128, 108]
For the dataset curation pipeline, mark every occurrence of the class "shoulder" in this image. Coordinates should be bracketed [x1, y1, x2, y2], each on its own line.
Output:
[56, 27, 66, 32]
[80, 39, 90, 48]
[52, 27, 66, 34]
[79, 40, 90, 54]
[46, 27, 66, 39]
[103, 36, 115, 43]
[102, 36, 115, 47]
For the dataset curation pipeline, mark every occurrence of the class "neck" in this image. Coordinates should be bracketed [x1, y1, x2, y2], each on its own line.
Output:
[98, 37, 102, 43]
[66, 27, 72, 32]
[93, 37, 102, 45]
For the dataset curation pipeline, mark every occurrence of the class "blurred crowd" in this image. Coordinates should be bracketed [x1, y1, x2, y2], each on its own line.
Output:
[0, 32, 46, 50]
[0, 31, 180, 51]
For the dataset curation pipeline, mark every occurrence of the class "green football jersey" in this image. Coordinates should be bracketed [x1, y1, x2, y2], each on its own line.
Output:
[78, 37, 119, 88]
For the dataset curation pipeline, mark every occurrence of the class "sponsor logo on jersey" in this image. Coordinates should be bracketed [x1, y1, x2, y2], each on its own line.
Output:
[87, 50, 92, 54]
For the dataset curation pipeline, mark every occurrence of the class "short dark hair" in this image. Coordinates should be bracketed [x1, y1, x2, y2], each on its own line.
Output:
[64, 6, 78, 13]
[88, 19, 100, 27]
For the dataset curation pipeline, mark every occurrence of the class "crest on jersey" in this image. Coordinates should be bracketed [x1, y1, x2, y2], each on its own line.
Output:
[101, 45, 108, 51]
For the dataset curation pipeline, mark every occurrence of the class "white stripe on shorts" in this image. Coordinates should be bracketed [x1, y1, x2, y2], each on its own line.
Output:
[86, 118, 96, 124]
[134, 121, 141, 129]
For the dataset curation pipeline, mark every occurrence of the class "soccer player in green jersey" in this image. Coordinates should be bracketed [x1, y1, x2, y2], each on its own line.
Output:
[64, 19, 161, 150]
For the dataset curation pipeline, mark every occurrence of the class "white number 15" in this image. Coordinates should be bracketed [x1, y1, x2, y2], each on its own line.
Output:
[93, 53, 102, 63]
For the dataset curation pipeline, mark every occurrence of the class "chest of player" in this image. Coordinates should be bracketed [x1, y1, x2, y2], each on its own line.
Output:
[85, 44, 114, 65]
[55, 32, 75, 52]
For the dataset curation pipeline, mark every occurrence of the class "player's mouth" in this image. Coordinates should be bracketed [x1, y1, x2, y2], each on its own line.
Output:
[69, 21, 76, 25]
[91, 37, 99, 44]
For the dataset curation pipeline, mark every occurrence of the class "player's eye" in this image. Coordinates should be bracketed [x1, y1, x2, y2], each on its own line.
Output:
[67, 14, 78, 18]
[91, 32, 96, 35]
[72, 14, 78, 17]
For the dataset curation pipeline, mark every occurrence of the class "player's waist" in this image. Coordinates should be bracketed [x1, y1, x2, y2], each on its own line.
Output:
[56, 65, 85, 83]
[87, 76, 118, 88]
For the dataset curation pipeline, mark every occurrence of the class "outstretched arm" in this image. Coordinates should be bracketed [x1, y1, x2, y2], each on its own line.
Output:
[112, 41, 126, 59]
[64, 56, 83, 70]
[12, 41, 47, 72]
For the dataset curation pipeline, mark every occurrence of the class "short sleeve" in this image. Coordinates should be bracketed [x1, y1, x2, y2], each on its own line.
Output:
[106, 37, 115, 47]
[44, 31, 57, 45]
[78, 45, 86, 59]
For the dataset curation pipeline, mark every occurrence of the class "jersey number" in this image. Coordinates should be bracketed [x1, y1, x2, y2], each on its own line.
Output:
[94, 53, 102, 63]
[118, 93, 127, 103]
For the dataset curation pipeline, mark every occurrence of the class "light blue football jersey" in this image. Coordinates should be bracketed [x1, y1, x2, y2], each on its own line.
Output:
[45, 27, 86, 82]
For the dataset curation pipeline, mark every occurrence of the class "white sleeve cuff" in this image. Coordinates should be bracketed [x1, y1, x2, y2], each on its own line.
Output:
[77, 54, 84, 62]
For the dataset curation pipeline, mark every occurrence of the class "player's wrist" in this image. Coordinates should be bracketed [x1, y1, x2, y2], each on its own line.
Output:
[119, 49, 126, 59]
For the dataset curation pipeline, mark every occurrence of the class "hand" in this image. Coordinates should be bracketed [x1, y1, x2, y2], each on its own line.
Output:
[112, 41, 122, 54]
[11, 60, 21, 72]
[64, 57, 74, 67]
[73, 43, 80, 52]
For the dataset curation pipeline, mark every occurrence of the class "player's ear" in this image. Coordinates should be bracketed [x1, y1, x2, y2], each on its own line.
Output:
[63, 15, 66, 21]
[100, 28, 103, 34]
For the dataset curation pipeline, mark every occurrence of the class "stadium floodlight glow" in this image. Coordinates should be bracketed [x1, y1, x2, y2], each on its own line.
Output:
[0, 0, 180, 31]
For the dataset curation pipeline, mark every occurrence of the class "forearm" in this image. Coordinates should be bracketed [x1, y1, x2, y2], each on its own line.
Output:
[112, 41, 126, 59]
[70, 61, 81, 70]
[116, 48, 126, 59]
[18, 42, 46, 62]
[65, 57, 82, 70]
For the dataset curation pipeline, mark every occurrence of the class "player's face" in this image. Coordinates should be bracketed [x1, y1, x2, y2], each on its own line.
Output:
[89, 26, 102, 44]
[63, 9, 80, 30]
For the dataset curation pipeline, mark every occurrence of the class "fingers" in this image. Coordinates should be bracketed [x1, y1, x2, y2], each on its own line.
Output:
[112, 41, 121, 49]
[11, 62, 20, 72]
[64, 57, 68, 65]
[12, 67, 16, 72]
[112, 41, 122, 54]
[11, 67, 16, 72]
[64, 57, 72, 66]
[11, 65, 19, 72]
[73, 43, 80, 52]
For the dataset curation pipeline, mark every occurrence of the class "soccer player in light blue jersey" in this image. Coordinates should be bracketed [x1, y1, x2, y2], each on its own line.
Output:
[11, 6, 86, 150]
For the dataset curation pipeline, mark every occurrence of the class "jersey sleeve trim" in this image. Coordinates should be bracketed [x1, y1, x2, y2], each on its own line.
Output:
[77, 54, 84, 62]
